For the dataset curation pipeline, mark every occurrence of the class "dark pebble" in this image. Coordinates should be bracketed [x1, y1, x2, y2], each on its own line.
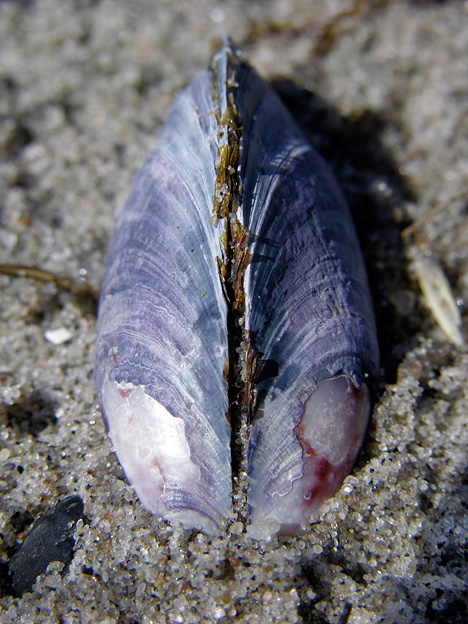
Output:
[9, 495, 88, 596]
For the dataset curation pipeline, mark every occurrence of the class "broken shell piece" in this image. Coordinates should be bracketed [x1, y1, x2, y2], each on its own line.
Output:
[412, 249, 464, 346]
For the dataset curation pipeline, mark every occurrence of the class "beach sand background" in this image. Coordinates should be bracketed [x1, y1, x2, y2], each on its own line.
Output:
[0, 1, 467, 622]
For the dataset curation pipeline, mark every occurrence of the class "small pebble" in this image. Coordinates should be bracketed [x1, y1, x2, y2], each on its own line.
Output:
[229, 521, 244, 536]
[9, 495, 88, 596]
[44, 328, 72, 345]
[0, 448, 11, 462]
[213, 606, 226, 620]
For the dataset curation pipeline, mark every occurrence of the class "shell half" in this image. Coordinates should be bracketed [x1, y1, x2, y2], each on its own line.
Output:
[94, 41, 380, 537]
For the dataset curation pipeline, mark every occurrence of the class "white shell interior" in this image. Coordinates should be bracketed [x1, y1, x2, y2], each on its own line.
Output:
[101, 376, 221, 535]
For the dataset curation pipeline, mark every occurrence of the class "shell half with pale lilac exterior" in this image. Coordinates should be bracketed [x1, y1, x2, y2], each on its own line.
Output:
[94, 41, 380, 538]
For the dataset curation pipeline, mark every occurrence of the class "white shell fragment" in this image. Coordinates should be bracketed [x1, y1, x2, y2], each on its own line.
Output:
[95, 40, 380, 536]
[413, 249, 464, 346]
[44, 327, 72, 345]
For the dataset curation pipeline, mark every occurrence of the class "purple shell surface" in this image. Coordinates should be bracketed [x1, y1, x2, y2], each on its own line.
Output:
[94, 41, 380, 538]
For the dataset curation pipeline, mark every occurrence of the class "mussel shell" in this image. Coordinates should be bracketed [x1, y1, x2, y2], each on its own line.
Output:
[94, 41, 379, 537]
[95, 69, 231, 534]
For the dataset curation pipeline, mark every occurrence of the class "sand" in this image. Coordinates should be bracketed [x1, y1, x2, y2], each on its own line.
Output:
[0, 1, 467, 622]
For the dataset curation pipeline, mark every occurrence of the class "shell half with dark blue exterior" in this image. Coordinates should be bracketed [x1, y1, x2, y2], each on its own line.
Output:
[94, 41, 380, 538]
